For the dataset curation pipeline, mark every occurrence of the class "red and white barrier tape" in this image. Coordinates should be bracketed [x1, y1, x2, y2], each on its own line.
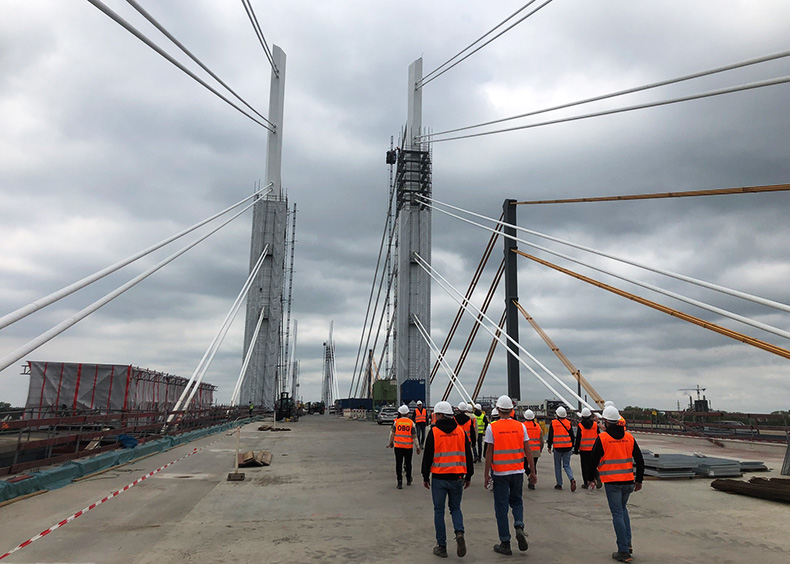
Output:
[0, 434, 227, 561]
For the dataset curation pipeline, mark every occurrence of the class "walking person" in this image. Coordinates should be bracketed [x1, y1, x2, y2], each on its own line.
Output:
[414, 400, 428, 448]
[473, 403, 489, 463]
[484, 395, 536, 555]
[422, 401, 474, 558]
[455, 402, 477, 463]
[574, 407, 600, 489]
[547, 406, 576, 491]
[590, 406, 645, 562]
[522, 409, 543, 490]
[388, 405, 420, 489]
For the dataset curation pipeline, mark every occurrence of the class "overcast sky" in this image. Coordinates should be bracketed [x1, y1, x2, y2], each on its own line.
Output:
[1, 0, 789, 413]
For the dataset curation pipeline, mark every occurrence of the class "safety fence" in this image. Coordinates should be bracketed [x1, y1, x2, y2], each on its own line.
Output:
[621, 411, 789, 443]
[0, 406, 259, 477]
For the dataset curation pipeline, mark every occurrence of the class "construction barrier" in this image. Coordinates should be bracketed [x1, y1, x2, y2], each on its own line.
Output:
[0, 419, 246, 503]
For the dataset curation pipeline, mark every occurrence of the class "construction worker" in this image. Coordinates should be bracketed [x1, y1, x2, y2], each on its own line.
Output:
[422, 400, 474, 559]
[388, 404, 420, 489]
[590, 406, 645, 562]
[248, 402, 254, 417]
[455, 402, 477, 463]
[547, 406, 576, 491]
[522, 409, 543, 490]
[473, 403, 489, 463]
[414, 400, 428, 448]
[484, 395, 536, 555]
[464, 403, 479, 462]
[573, 407, 600, 489]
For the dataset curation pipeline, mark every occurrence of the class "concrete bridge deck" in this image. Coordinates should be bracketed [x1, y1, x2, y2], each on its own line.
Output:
[0, 416, 787, 563]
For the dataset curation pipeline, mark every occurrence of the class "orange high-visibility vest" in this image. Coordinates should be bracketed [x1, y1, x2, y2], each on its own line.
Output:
[618, 416, 627, 428]
[551, 419, 573, 449]
[490, 419, 526, 473]
[457, 417, 474, 443]
[415, 408, 427, 424]
[578, 423, 598, 452]
[598, 431, 635, 483]
[393, 417, 414, 449]
[431, 411, 438, 425]
[430, 425, 467, 475]
[523, 420, 542, 454]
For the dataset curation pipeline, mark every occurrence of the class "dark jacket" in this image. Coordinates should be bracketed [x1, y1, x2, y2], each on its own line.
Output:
[421, 417, 475, 482]
[547, 417, 574, 452]
[573, 417, 598, 454]
[589, 423, 644, 484]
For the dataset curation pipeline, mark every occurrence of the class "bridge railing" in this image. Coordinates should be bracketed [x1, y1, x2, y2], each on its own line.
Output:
[0, 405, 258, 477]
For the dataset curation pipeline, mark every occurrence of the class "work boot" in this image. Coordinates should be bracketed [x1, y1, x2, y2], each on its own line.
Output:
[581, 482, 588, 489]
[570, 479, 577, 492]
[596, 477, 603, 489]
[493, 542, 512, 555]
[612, 551, 632, 562]
[455, 532, 466, 557]
[433, 545, 448, 558]
[407, 478, 413, 486]
[397, 482, 403, 489]
[527, 483, 535, 490]
[554, 484, 562, 490]
[515, 527, 529, 552]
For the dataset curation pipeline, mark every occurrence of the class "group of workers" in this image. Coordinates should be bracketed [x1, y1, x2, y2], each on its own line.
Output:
[387, 396, 644, 562]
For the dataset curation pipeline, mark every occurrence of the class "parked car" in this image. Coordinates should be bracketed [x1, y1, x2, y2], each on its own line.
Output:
[377, 406, 399, 425]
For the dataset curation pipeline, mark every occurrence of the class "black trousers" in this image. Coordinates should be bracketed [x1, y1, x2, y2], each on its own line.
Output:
[394, 447, 413, 483]
[579, 451, 597, 484]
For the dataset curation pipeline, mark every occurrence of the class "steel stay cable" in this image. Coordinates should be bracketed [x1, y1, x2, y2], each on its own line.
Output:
[240, 0, 278, 76]
[174, 243, 269, 419]
[125, 0, 275, 128]
[413, 253, 590, 411]
[413, 315, 473, 405]
[419, 197, 790, 341]
[423, 75, 790, 143]
[418, 0, 541, 86]
[420, 194, 790, 315]
[0, 201, 256, 373]
[471, 310, 507, 401]
[420, 48, 790, 138]
[417, 0, 555, 89]
[516, 250, 790, 362]
[349, 196, 399, 397]
[443, 259, 505, 401]
[0, 185, 271, 331]
[230, 306, 265, 405]
[85, 0, 275, 132]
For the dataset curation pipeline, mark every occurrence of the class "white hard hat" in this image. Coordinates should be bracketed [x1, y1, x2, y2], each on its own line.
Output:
[474, 403, 482, 410]
[398, 405, 409, 415]
[465, 403, 474, 412]
[491, 408, 499, 416]
[457, 401, 468, 412]
[495, 395, 514, 410]
[604, 400, 615, 408]
[602, 406, 620, 422]
[417, 400, 423, 405]
[556, 406, 567, 418]
[581, 407, 592, 417]
[434, 401, 454, 416]
[524, 409, 535, 420]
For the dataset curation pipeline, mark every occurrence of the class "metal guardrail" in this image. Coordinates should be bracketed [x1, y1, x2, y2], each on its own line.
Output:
[0, 406, 258, 476]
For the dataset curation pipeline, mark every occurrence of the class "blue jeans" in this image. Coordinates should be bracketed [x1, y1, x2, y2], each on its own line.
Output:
[416, 423, 426, 447]
[431, 477, 465, 546]
[604, 483, 634, 553]
[492, 473, 524, 542]
[553, 449, 574, 485]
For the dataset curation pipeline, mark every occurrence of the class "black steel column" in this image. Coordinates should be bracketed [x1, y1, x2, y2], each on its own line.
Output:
[503, 199, 520, 400]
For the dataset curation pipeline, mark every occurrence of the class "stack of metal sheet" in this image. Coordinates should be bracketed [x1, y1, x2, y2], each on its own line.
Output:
[740, 461, 769, 472]
[693, 455, 742, 477]
[643, 453, 698, 479]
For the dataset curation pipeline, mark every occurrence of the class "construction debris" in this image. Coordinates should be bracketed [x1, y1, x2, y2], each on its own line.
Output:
[711, 477, 790, 503]
[238, 451, 273, 467]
